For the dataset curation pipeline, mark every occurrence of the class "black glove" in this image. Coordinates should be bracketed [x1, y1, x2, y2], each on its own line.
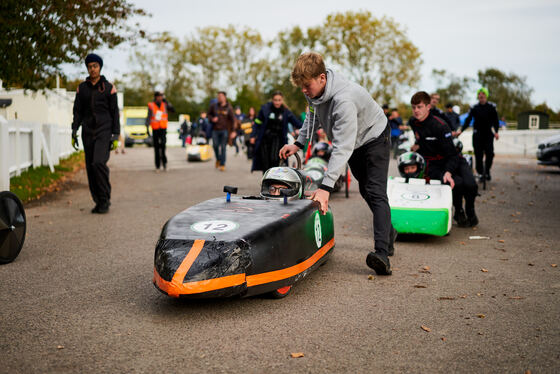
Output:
[71, 130, 79, 150]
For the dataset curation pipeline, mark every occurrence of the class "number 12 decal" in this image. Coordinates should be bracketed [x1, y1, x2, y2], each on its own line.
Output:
[191, 220, 239, 234]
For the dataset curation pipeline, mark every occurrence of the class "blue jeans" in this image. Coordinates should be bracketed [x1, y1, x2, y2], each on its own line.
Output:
[212, 130, 228, 166]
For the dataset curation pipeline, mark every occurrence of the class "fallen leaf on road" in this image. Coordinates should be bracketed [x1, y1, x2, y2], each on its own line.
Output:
[478, 332, 484, 335]
[481, 268, 488, 273]
[414, 285, 427, 288]
[477, 314, 486, 318]
[528, 263, 534, 266]
[476, 293, 483, 296]
[460, 295, 467, 298]
[509, 296, 524, 300]
[460, 242, 466, 245]
[419, 266, 431, 274]
[57, 345, 64, 349]
[441, 337, 447, 341]
[421, 325, 431, 332]
[368, 275, 375, 280]
[290, 353, 304, 358]
[438, 297, 455, 300]
[498, 240, 505, 243]
[551, 264, 557, 268]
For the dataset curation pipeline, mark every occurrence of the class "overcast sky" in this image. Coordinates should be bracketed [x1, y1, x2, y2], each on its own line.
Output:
[87, 0, 560, 109]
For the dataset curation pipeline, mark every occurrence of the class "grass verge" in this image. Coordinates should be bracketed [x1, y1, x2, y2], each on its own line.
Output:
[9, 152, 85, 203]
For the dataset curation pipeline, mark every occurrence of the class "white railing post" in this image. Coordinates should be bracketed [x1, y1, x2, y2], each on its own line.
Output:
[14, 122, 21, 176]
[0, 115, 10, 190]
[32, 123, 42, 168]
[42, 124, 59, 166]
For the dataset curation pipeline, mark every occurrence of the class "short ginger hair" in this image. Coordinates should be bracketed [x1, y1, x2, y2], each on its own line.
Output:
[290, 52, 326, 87]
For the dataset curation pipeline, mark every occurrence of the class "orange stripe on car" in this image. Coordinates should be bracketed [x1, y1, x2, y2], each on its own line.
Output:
[246, 238, 335, 287]
[171, 239, 205, 285]
[154, 269, 246, 297]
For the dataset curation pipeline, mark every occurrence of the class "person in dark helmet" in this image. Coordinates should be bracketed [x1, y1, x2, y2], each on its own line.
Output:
[71, 53, 120, 214]
[457, 87, 499, 181]
[409, 91, 478, 227]
[311, 142, 332, 161]
[454, 138, 474, 170]
[260, 167, 305, 201]
[397, 152, 425, 180]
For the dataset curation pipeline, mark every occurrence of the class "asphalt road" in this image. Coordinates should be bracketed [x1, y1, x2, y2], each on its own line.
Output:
[1, 145, 559, 373]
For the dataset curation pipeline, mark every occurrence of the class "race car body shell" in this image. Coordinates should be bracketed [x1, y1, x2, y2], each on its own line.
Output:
[388, 177, 452, 236]
[186, 144, 212, 161]
[153, 196, 334, 298]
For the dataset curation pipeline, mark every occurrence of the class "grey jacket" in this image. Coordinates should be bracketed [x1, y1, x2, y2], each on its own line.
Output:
[296, 69, 387, 190]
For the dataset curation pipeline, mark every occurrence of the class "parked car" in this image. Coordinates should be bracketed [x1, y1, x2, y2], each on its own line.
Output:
[536, 134, 560, 167]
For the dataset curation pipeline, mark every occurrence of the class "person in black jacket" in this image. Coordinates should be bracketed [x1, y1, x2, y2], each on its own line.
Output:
[71, 53, 120, 214]
[430, 93, 453, 128]
[444, 103, 461, 131]
[457, 87, 499, 181]
[250, 91, 302, 173]
[409, 91, 478, 227]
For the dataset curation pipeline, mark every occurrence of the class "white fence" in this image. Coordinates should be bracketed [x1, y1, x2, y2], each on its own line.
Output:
[459, 128, 560, 156]
[0, 115, 75, 191]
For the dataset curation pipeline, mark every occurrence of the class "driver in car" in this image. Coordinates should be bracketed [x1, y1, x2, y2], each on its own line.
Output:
[260, 167, 305, 200]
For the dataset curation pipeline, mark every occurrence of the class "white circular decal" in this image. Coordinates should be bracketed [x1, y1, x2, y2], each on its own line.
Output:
[191, 220, 238, 234]
[314, 213, 322, 248]
[401, 192, 430, 201]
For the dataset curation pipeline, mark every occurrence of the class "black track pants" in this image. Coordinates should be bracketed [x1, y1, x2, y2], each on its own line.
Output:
[153, 129, 167, 169]
[82, 133, 112, 205]
[348, 126, 393, 255]
[473, 134, 494, 176]
[428, 158, 478, 216]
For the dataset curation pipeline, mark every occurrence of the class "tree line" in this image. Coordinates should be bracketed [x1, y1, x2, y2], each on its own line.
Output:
[1, 3, 557, 121]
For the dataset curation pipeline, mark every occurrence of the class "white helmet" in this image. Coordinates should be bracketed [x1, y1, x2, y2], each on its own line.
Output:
[260, 167, 304, 201]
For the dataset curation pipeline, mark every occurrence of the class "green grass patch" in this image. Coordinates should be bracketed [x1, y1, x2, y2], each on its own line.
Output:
[9, 151, 85, 203]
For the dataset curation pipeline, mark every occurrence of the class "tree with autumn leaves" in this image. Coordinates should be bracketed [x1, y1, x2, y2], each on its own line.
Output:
[0, 0, 147, 90]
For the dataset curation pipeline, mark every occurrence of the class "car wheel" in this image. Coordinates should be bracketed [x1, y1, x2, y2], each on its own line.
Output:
[0, 191, 26, 264]
[269, 285, 292, 299]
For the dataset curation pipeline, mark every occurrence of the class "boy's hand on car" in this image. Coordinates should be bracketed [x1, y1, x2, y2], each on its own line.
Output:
[310, 188, 330, 215]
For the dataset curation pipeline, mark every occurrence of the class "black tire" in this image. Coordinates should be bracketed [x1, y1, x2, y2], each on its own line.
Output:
[0, 191, 26, 264]
[268, 285, 292, 299]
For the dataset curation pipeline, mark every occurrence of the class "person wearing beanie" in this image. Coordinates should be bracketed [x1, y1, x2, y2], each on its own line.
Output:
[71, 53, 120, 214]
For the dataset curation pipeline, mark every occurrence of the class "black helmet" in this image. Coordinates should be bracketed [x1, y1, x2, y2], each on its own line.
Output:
[260, 167, 305, 201]
[453, 138, 463, 153]
[311, 142, 332, 161]
[397, 152, 425, 179]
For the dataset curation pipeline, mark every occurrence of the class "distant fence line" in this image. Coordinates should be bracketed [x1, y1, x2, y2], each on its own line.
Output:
[0, 115, 75, 191]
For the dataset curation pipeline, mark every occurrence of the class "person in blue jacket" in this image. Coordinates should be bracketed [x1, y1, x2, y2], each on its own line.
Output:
[250, 91, 302, 172]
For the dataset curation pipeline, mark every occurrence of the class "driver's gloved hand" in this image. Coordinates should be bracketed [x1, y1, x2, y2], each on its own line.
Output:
[71, 130, 79, 150]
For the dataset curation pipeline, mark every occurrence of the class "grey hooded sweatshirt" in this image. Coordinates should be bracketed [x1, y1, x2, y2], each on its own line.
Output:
[296, 69, 387, 190]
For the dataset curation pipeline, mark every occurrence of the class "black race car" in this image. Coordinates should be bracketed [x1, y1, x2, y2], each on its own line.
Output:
[537, 134, 560, 167]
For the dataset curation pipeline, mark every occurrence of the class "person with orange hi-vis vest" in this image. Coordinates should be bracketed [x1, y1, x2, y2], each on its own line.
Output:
[146, 91, 174, 171]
